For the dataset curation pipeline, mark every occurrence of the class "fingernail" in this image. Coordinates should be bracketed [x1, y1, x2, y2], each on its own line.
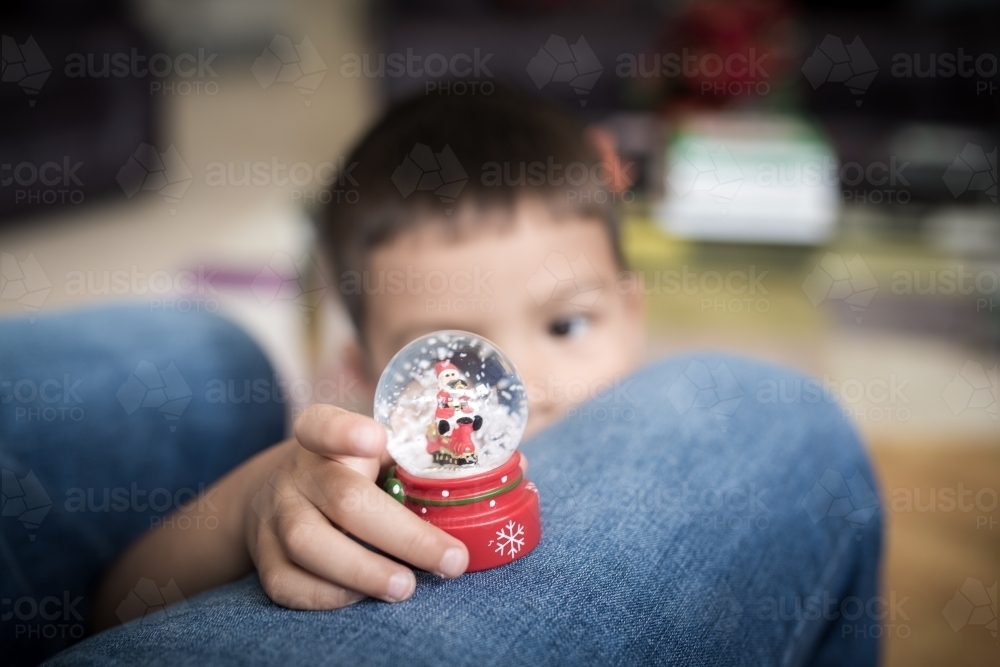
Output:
[386, 572, 414, 602]
[350, 423, 382, 457]
[438, 547, 467, 579]
[347, 590, 366, 604]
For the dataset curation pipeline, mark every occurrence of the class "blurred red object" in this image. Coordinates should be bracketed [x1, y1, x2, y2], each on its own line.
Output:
[629, 0, 800, 114]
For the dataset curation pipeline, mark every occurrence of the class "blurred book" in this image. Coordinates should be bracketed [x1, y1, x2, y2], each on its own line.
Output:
[656, 113, 840, 245]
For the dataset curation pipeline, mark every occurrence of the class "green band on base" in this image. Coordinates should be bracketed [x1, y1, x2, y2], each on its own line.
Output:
[405, 474, 523, 507]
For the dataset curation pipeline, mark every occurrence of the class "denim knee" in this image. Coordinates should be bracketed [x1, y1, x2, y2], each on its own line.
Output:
[1, 306, 287, 666]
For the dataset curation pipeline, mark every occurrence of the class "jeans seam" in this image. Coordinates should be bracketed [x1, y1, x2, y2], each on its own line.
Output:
[780, 523, 858, 667]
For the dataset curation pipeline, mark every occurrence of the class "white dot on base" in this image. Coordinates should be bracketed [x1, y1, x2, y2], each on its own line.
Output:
[421, 507, 427, 514]
[489, 500, 496, 507]
[441, 490, 449, 497]
[501, 475, 507, 483]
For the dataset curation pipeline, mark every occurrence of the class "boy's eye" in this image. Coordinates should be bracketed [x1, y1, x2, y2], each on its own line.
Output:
[548, 315, 590, 338]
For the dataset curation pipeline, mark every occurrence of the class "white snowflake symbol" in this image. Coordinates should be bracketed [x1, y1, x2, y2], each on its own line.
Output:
[494, 520, 525, 558]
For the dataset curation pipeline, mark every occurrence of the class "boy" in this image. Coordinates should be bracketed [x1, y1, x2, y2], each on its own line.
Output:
[92, 87, 648, 619]
[17, 89, 880, 665]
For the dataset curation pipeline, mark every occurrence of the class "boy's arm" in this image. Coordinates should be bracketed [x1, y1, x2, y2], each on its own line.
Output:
[92, 406, 470, 631]
[92, 440, 291, 630]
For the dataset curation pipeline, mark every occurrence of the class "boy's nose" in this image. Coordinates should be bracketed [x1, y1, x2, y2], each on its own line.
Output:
[489, 337, 566, 434]
[524, 398, 562, 438]
[523, 381, 562, 432]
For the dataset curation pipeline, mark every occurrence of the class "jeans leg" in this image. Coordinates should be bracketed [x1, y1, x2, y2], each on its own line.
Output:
[1, 307, 286, 666]
[42, 353, 881, 667]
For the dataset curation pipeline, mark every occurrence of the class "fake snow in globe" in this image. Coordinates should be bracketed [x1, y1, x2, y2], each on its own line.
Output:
[375, 331, 541, 572]
[374, 331, 528, 479]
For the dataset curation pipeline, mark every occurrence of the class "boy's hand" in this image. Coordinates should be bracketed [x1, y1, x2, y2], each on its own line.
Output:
[245, 404, 469, 609]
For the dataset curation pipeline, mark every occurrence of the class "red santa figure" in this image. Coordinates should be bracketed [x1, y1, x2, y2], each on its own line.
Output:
[426, 361, 483, 466]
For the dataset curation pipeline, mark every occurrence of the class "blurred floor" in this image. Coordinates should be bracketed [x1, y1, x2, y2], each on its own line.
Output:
[870, 440, 999, 667]
[1, 3, 997, 664]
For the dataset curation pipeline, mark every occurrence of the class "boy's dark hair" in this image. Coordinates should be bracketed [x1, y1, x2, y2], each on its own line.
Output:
[318, 85, 623, 335]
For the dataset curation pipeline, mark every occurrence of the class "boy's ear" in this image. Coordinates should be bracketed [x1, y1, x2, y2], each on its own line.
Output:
[342, 338, 377, 411]
[618, 269, 647, 348]
[584, 125, 636, 193]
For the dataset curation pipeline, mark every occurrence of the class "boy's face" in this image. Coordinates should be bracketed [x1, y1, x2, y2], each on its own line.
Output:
[362, 198, 645, 437]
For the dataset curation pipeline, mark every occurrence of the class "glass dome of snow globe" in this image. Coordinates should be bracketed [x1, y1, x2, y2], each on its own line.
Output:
[374, 330, 528, 480]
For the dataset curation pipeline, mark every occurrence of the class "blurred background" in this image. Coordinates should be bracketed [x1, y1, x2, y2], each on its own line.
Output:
[1, 0, 997, 664]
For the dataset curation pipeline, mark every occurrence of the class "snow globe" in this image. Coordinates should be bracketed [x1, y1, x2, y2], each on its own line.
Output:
[375, 330, 541, 571]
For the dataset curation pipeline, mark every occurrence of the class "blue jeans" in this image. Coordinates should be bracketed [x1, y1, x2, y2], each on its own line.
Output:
[1, 308, 286, 666]
[1, 308, 882, 666]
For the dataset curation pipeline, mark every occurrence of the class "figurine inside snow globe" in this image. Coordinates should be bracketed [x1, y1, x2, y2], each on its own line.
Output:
[430, 360, 487, 464]
[375, 331, 540, 570]
[375, 331, 528, 478]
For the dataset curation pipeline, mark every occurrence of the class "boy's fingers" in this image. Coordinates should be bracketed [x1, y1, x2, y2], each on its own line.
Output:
[337, 502, 469, 580]
[276, 505, 416, 603]
[294, 404, 386, 460]
[254, 528, 365, 610]
[320, 464, 469, 578]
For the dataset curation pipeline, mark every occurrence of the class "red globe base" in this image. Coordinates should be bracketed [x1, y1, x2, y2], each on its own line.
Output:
[391, 452, 541, 572]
